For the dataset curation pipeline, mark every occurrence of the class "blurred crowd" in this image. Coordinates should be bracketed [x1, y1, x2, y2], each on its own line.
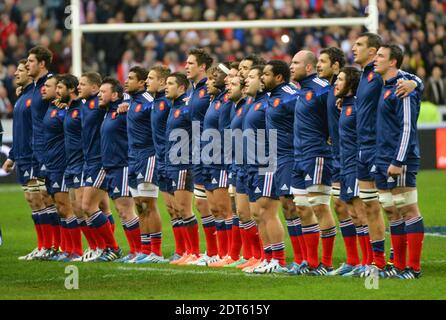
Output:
[0, 0, 446, 117]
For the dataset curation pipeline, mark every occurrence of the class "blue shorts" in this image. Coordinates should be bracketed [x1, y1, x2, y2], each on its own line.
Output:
[32, 152, 47, 178]
[15, 162, 39, 185]
[357, 147, 377, 181]
[64, 166, 84, 189]
[275, 161, 293, 198]
[168, 168, 194, 192]
[235, 166, 249, 195]
[83, 165, 106, 189]
[246, 170, 278, 202]
[203, 167, 229, 191]
[45, 171, 68, 195]
[340, 172, 359, 202]
[129, 155, 157, 186]
[192, 165, 206, 185]
[332, 158, 341, 184]
[228, 164, 236, 187]
[374, 164, 417, 190]
[104, 166, 131, 199]
[157, 170, 174, 194]
[292, 157, 332, 191]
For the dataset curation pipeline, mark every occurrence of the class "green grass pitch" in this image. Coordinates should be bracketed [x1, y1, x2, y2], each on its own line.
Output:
[0, 170, 445, 300]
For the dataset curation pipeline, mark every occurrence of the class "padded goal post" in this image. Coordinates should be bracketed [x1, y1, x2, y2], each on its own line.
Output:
[70, 0, 378, 77]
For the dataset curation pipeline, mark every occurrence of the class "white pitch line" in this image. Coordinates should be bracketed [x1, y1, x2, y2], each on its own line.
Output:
[116, 266, 247, 277]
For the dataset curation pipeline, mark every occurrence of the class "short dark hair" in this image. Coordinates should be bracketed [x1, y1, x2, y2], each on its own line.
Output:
[57, 74, 79, 95]
[358, 32, 383, 50]
[189, 48, 213, 70]
[151, 65, 171, 80]
[340, 66, 361, 95]
[129, 66, 148, 81]
[28, 46, 53, 69]
[249, 64, 265, 77]
[320, 47, 346, 68]
[18, 59, 27, 66]
[168, 72, 189, 91]
[230, 61, 240, 70]
[102, 76, 124, 99]
[380, 44, 404, 69]
[243, 54, 266, 66]
[266, 60, 290, 83]
[81, 71, 102, 86]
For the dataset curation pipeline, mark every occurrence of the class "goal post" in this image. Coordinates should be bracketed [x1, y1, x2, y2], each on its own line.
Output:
[70, 0, 378, 77]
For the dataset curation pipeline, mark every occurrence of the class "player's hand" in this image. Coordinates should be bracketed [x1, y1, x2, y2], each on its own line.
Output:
[395, 79, 417, 98]
[2, 159, 14, 173]
[117, 102, 129, 113]
[183, 97, 190, 104]
[336, 98, 343, 111]
[387, 164, 402, 177]
[53, 99, 67, 109]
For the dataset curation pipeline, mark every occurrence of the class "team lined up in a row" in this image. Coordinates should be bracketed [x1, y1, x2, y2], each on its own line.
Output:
[3, 33, 424, 279]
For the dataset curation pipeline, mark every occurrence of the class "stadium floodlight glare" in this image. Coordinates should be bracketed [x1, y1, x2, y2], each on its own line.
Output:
[70, 0, 378, 77]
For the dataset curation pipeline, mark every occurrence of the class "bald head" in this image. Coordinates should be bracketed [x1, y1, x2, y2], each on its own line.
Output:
[290, 50, 317, 82]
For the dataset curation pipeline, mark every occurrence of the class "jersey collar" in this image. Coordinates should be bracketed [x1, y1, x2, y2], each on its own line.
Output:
[173, 93, 187, 107]
[298, 73, 317, 89]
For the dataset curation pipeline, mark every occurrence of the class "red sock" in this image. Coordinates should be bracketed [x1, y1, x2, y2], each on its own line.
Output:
[81, 226, 97, 249]
[123, 227, 135, 254]
[297, 235, 307, 261]
[245, 223, 262, 259]
[302, 224, 320, 268]
[290, 236, 303, 264]
[364, 235, 373, 265]
[216, 221, 229, 257]
[181, 225, 191, 254]
[343, 235, 360, 266]
[203, 226, 218, 257]
[229, 223, 241, 260]
[41, 223, 54, 249]
[391, 234, 407, 270]
[52, 225, 61, 249]
[264, 246, 272, 262]
[60, 226, 66, 252]
[69, 227, 83, 256]
[128, 228, 141, 253]
[150, 233, 162, 256]
[62, 227, 73, 254]
[358, 235, 368, 265]
[90, 225, 106, 249]
[239, 226, 252, 259]
[186, 223, 200, 256]
[272, 243, 286, 266]
[407, 233, 424, 272]
[172, 220, 186, 255]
